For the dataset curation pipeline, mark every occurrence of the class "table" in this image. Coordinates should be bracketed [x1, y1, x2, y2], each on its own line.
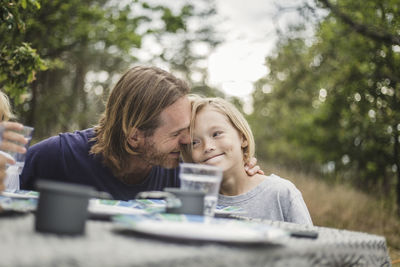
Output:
[0, 213, 392, 267]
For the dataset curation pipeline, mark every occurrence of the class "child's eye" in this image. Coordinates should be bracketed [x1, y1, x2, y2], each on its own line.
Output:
[213, 131, 223, 137]
[192, 140, 200, 147]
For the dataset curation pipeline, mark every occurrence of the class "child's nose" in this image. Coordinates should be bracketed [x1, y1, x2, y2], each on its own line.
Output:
[204, 139, 215, 153]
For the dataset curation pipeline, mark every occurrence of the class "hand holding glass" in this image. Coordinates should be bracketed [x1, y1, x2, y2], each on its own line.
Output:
[179, 163, 222, 217]
[0, 122, 33, 190]
[0, 123, 28, 154]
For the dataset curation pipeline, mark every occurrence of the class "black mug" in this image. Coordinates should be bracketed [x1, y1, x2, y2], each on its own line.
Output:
[35, 180, 94, 235]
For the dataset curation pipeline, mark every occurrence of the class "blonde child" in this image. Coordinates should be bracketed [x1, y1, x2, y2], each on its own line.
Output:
[182, 95, 312, 225]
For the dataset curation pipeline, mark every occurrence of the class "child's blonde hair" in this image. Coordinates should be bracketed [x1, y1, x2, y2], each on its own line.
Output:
[0, 91, 14, 121]
[182, 94, 255, 164]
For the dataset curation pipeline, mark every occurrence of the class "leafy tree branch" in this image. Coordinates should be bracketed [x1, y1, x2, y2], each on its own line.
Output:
[318, 0, 400, 45]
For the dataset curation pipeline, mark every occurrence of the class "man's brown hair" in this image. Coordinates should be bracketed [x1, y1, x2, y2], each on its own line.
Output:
[90, 66, 189, 176]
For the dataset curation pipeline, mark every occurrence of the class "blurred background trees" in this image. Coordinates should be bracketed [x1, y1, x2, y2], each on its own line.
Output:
[249, 0, 400, 214]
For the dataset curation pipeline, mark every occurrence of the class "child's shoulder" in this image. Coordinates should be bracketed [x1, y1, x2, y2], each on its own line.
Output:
[263, 174, 299, 192]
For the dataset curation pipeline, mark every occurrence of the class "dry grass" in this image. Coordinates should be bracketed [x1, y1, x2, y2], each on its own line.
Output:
[261, 163, 400, 265]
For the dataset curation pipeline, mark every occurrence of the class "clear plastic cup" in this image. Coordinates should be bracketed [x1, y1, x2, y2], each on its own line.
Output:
[1, 125, 34, 191]
[179, 163, 222, 217]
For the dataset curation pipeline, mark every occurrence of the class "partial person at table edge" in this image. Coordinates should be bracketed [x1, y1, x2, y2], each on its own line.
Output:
[19, 66, 262, 200]
[181, 95, 313, 225]
[0, 91, 28, 191]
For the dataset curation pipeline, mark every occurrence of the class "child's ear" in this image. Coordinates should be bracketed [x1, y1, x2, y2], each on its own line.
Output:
[240, 135, 248, 148]
[127, 127, 144, 149]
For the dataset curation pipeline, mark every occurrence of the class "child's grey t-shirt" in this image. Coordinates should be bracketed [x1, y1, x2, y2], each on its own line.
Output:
[218, 174, 313, 225]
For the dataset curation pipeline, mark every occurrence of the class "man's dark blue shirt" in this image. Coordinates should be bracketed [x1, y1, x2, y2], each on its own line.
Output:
[20, 128, 180, 200]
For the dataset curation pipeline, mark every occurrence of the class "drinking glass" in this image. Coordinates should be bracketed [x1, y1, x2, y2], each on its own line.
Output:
[1, 126, 34, 190]
[179, 163, 222, 217]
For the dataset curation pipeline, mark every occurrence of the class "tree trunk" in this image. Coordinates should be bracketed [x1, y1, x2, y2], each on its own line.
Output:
[26, 79, 38, 127]
[394, 128, 400, 217]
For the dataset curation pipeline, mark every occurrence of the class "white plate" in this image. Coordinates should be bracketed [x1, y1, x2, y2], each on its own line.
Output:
[89, 200, 146, 216]
[113, 214, 288, 245]
[0, 190, 39, 199]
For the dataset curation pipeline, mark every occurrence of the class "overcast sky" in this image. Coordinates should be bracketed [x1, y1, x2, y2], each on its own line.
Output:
[137, 0, 308, 110]
[208, 0, 306, 103]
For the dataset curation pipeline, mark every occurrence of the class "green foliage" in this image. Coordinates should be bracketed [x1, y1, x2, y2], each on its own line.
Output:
[0, 0, 40, 31]
[0, 43, 47, 103]
[250, 0, 400, 210]
[0, 0, 47, 103]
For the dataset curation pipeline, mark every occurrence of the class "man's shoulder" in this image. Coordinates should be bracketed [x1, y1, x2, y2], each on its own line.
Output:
[27, 129, 93, 161]
[59, 128, 95, 140]
[29, 134, 61, 155]
[31, 128, 94, 152]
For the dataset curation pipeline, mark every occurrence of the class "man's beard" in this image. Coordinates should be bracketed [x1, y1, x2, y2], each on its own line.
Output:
[141, 138, 180, 169]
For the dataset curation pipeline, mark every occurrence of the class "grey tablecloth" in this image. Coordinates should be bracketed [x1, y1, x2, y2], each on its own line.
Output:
[0, 214, 391, 267]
